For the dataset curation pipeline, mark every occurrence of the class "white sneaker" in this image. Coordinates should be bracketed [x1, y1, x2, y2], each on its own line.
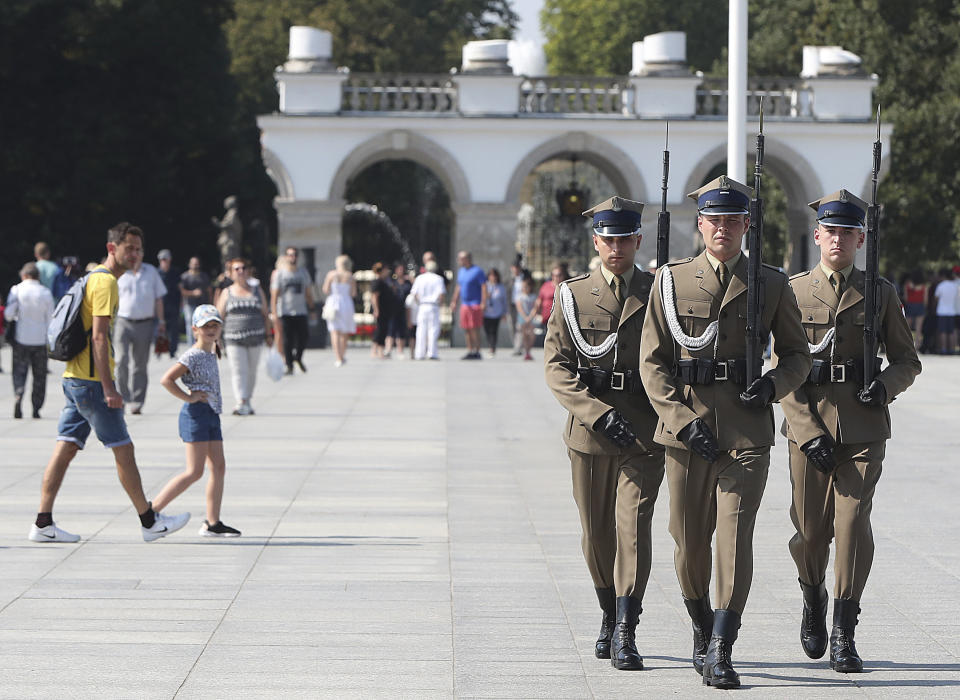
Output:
[142, 511, 191, 542]
[28, 523, 81, 543]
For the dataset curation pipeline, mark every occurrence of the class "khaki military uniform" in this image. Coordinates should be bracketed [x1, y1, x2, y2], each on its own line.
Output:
[544, 265, 665, 599]
[639, 251, 811, 612]
[778, 265, 921, 600]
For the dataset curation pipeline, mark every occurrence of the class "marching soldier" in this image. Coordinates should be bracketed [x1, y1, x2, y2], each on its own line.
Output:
[777, 190, 920, 673]
[544, 197, 665, 671]
[639, 176, 811, 688]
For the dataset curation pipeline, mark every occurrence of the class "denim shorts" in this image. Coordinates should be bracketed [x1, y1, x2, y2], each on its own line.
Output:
[57, 378, 131, 449]
[179, 401, 223, 442]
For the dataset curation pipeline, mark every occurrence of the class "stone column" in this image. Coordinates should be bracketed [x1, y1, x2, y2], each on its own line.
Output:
[450, 201, 522, 347]
[785, 206, 815, 274]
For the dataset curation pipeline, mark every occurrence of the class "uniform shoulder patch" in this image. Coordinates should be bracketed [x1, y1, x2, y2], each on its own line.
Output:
[789, 269, 812, 281]
[665, 257, 695, 267]
[563, 272, 591, 285]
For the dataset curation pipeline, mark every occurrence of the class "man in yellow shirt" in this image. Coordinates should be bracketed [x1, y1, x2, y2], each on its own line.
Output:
[29, 222, 190, 544]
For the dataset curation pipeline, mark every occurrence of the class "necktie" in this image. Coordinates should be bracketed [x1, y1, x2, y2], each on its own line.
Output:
[717, 262, 729, 289]
[831, 271, 844, 296]
[614, 275, 625, 304]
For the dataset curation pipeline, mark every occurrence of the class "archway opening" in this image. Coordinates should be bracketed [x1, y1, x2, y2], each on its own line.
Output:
[343, 160, 453, 271]
[516, 154, 618, 277]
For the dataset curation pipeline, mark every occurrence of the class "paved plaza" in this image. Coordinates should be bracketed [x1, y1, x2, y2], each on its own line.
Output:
[0, 345, 958, 698]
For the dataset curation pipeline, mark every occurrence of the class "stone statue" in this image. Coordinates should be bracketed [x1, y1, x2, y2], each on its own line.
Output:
[212, 195, 242, 265]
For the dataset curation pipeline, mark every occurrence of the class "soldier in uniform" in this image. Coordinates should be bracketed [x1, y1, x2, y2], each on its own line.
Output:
[544, 197, 665, 671]
[639, 176, 811, 688]
[777, 190, 920, 673]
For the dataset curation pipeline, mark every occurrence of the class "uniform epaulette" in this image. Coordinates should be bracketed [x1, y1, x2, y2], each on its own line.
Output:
[789, 269, 812, 281]
[665, 257, 695, 266]
[563, 272, 591, 284]
[761, 262, 784, 273]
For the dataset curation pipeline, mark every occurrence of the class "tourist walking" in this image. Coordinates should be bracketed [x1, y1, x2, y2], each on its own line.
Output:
[179, 256, 212, 336]
[216, 258, 270, 415]
[270, 246, 315, 374]
[482, 268, 507, 357]
[515, 277, 537, 361]
[115, 244, 167, 414]
[5, 262, 54, 418]
[450, 251, 487, 359]
[152, 304, 241, 537]
[28, 222, 190, 544]
[156, 249, 181, 357]
[901, 270, 927, 349]
[778, 189, 921, 674]
[322, 254, 357, 367]
[934, 267, 959, 354]
[389, 263, 412, 358]
[410, 260, 445, 360]
[33, 241, 60, 294]
[370, 262, 395, 358]
[509, 261, 528, 355]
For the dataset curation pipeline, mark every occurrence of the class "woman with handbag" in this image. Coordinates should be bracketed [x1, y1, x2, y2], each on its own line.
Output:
[321, 254, 357, 367]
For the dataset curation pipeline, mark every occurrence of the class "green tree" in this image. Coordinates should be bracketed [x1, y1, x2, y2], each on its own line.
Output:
[541, 0, 726, 75]
[0, 0, 245, 284]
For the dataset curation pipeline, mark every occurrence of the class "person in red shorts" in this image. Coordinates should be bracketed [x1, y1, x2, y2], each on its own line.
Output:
[449, 250, 487, 359]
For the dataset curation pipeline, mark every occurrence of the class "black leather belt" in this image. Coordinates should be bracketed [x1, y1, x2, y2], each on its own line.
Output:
[123, 317, 155, 323]
[578, 367, 646, 395]
[807, 357, 881, 385]
[672, 357, 755, 386]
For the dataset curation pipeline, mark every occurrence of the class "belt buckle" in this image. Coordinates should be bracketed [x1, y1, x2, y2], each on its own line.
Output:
[610, 371, 625, 391]
[714, 362, 729, 382]
[831, 364, 846, 383]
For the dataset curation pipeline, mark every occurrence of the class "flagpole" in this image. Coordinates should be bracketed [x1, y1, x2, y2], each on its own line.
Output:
[728, 0, 747, 181]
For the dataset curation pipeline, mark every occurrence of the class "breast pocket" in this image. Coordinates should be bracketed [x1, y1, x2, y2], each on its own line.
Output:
[676, 299, 713, 336]
[800, 307, 832, 344]
[578, 313, 612, 346]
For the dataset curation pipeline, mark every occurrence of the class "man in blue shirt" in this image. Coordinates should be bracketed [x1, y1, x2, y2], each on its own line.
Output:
[450, 250, 487, 359]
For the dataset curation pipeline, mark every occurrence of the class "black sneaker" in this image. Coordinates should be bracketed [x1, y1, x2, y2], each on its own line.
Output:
[199, 520, 241, 537]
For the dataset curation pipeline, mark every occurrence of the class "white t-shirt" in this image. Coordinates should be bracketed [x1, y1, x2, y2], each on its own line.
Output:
[935, 279, 960, 316]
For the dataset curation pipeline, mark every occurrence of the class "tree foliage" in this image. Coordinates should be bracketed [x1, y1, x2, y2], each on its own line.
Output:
[0, 0, 244, 284]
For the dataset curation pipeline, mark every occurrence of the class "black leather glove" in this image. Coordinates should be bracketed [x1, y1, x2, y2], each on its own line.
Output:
[856, 379, 887, 406]
[677, 418, 720, 464]
[740, 376, 775, 408]
[593, 409, 637, 448]
[800, 435, 837, 475]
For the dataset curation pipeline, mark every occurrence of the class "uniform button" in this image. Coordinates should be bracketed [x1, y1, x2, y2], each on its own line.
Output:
[589, 321, 594, 327]
[807, 315, 814, 321]
[687, 306, 694, 313]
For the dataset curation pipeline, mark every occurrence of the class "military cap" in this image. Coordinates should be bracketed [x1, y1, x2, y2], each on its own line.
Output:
[808, 189, 867, 228]
[581, 196, 644, 236]
[687, 175, 753, 215]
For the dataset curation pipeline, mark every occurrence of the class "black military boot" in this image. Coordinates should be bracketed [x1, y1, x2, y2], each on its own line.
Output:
[702, 609, 741, 689]
[830, 599, 864, 673]
[594, 587, 616, 659]
[799, 578, 829, 659]
[683, 596, 714, 675]
[610, 596, 643, 670]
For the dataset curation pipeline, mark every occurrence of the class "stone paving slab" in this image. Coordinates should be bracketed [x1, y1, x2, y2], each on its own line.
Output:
[0, 346, 958, 698]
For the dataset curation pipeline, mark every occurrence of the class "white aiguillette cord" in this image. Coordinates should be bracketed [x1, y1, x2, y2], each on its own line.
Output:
[659, 265, 718, 350]
[558, 282, 618, 362]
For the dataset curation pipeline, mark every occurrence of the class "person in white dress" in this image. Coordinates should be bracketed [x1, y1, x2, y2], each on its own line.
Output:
[410, 260, 446, 360]
[322, 255, 357, 366]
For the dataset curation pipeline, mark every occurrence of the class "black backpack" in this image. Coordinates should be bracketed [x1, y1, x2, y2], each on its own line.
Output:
[47, 268, 113, 361]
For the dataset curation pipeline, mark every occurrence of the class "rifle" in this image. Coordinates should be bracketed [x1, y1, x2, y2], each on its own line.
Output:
[657, 122, 670, 268]
[743, 97, 765, 388]
[863, 106, 882, 390]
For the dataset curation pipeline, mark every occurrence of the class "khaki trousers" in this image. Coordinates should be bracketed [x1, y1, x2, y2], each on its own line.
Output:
[665, 446, 770, 613]
[788, 440, 884, 601]
[569, 448, 665, 599]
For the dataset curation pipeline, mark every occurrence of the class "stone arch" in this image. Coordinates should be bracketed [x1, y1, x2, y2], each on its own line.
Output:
[328, 130, 471, 204]
[503, 131, 646, 205]
[262, 147, 294, 200]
